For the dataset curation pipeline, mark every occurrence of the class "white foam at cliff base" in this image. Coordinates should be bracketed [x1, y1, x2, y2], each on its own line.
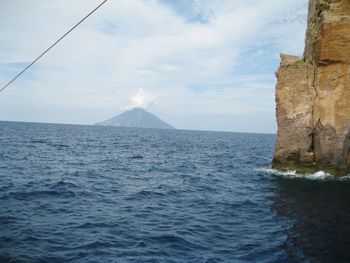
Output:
[257, 168, 350, 181]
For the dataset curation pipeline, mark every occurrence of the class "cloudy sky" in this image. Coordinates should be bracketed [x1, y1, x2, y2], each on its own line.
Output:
[0, 0, 308, 133]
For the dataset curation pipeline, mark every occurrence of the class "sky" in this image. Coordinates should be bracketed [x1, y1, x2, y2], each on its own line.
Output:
[0, 0, 308, 133]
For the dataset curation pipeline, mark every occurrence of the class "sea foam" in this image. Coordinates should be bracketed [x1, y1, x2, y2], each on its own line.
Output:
[257, 168, 350, 181]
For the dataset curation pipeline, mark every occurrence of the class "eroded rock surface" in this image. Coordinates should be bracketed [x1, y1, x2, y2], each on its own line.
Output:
[273, 0, 350, 175]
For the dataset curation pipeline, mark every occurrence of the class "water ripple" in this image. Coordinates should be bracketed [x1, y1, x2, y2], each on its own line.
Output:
[1, 122, 349, 262]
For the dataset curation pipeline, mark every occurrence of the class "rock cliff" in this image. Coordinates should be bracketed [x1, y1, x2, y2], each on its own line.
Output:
[273, 0, 350, 175]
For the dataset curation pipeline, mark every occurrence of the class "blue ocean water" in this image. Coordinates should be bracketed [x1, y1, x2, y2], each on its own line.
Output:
[1, 121, 350, 263]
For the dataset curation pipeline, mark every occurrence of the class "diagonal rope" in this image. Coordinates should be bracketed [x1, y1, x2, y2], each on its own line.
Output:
[0, 0, 108, 94]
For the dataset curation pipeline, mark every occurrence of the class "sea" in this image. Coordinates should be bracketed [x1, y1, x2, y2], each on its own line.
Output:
[1, 121, 350, 263]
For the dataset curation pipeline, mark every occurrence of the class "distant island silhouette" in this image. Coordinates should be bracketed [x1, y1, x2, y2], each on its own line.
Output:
[95, 107, 175, 130]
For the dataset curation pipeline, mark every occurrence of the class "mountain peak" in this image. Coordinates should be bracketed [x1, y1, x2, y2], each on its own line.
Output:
[95, 108, 175, 130]
[129, 107, 146, 112]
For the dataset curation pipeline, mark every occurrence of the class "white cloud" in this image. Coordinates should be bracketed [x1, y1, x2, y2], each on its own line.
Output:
[0, 0, 308, 132]
[122, 87, 158, 110]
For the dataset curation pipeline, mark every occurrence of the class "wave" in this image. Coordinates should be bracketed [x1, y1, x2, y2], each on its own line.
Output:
[150, 234, 206, 250]
[50, 180, 78, 190]
[257, 168, 350, 181]
[128, 154, 143, 159]
[0, 188, 76, 201]
[124, 190, 166, 201]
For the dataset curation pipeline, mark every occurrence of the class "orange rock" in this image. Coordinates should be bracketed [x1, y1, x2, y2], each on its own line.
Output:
[273, 0, 350, 175]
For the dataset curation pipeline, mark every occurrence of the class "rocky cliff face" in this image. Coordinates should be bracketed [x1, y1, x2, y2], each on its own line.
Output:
[273, 0, 350, 175]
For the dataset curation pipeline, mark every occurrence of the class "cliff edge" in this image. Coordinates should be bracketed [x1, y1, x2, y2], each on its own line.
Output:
[272, 0, 350, 175]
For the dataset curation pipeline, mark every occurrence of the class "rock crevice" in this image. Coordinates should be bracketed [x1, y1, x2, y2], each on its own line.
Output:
[273, 0, 350, 175]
